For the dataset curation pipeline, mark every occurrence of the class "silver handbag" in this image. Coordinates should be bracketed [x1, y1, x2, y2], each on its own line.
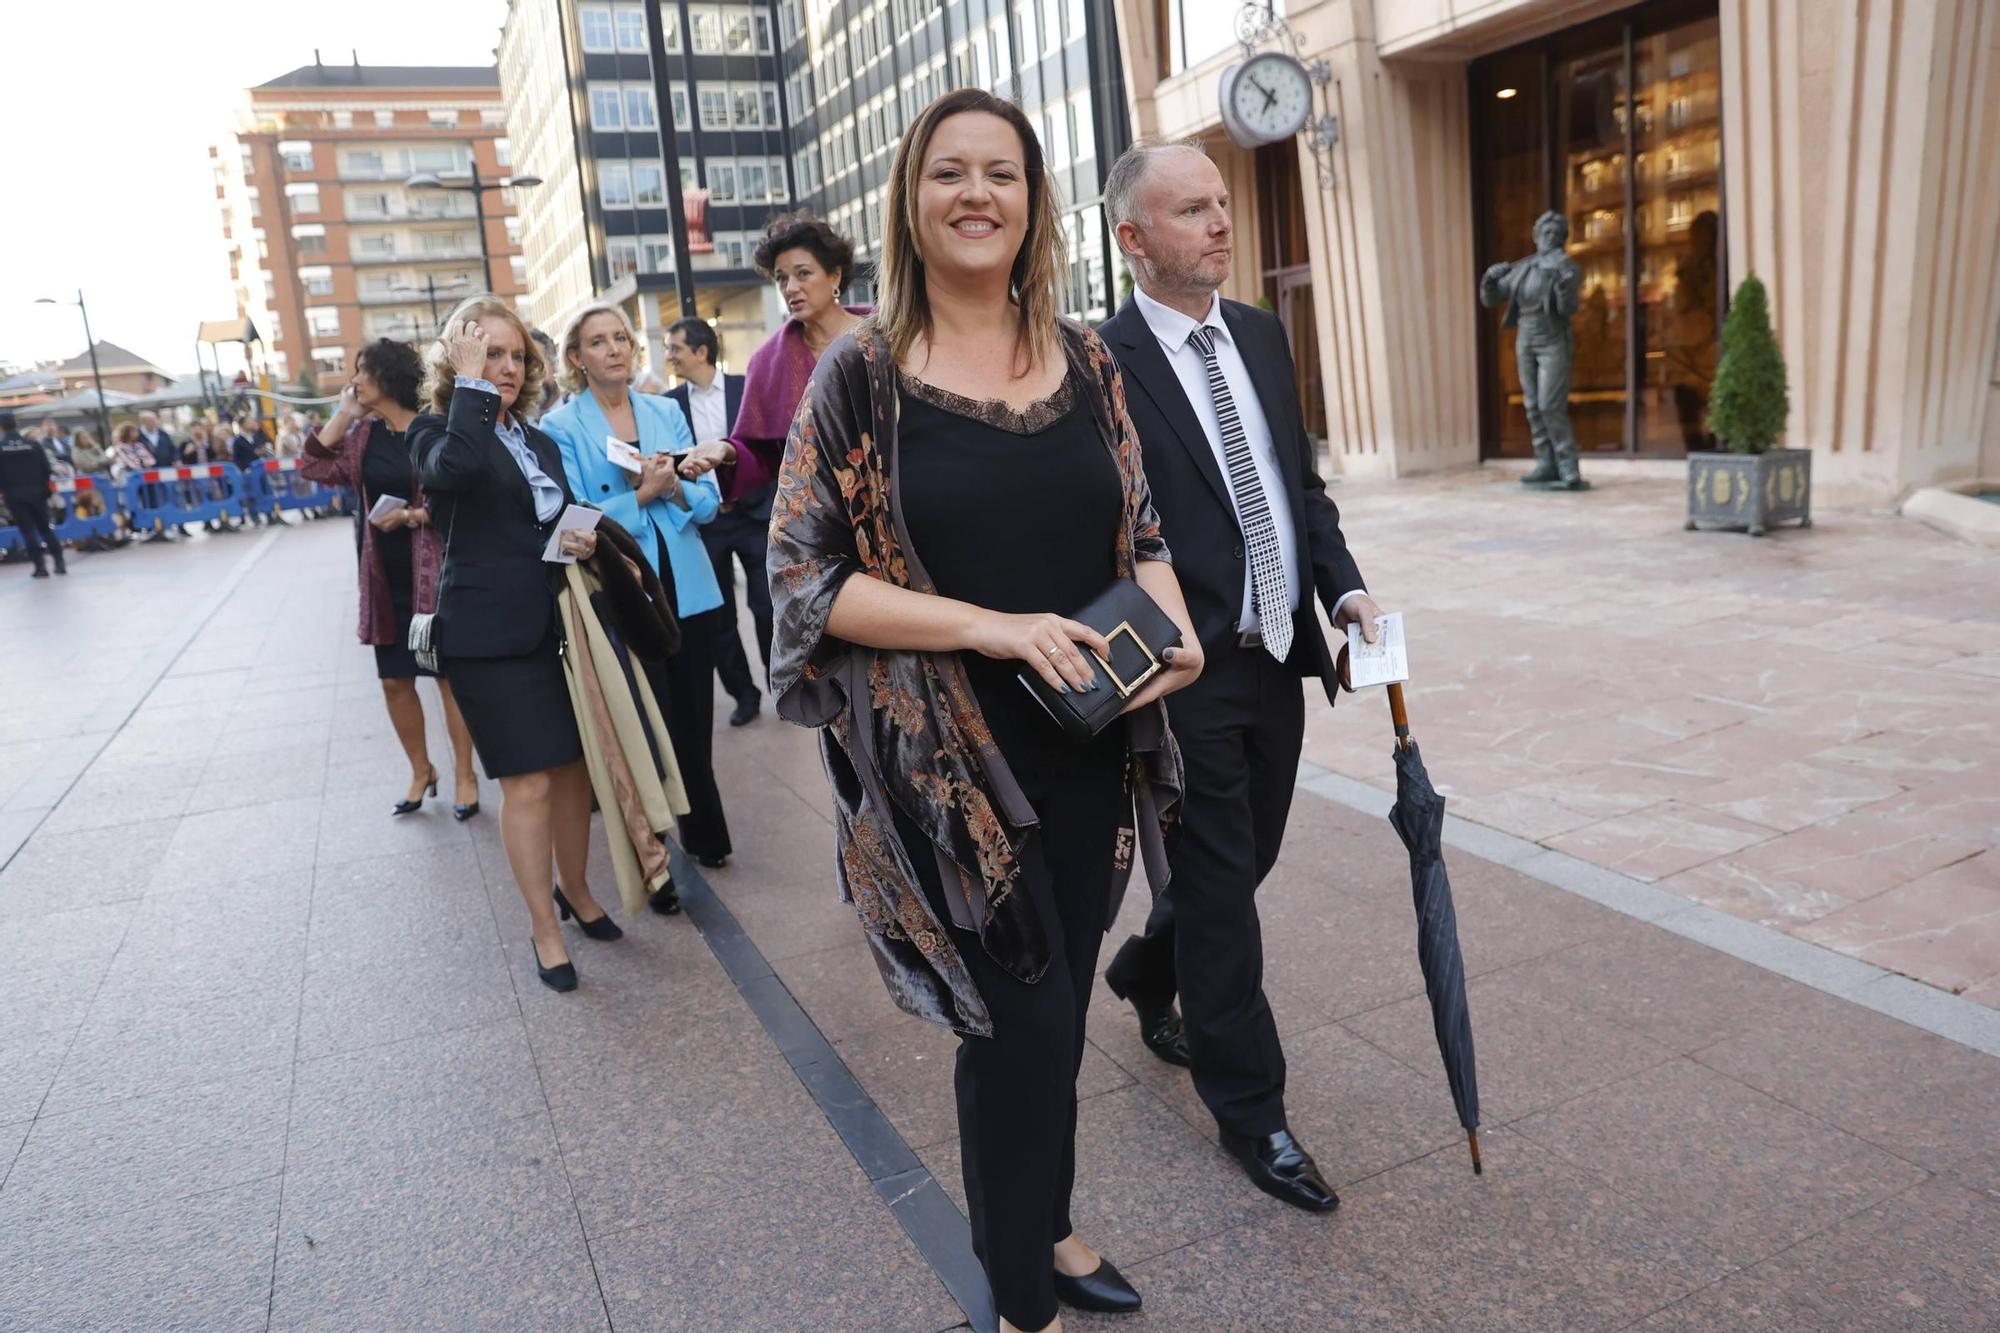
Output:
[406, 502, 452, 673]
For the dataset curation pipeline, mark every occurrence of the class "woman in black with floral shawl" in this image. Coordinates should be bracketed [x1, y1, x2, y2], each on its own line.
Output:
[768, 90, 1204, 1333]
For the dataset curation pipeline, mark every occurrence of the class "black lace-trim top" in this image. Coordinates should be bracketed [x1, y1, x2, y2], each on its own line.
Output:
[896, 367, 1078, 435]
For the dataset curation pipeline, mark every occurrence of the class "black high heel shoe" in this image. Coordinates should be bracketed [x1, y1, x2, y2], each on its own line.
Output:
[452, 800, 480, 822]
[530, 937, 577, 992]
[391, 767, 438, 816]
[1053, 1258, 1141, 1314]
[553, 886, 624, 941]
[647, 878, 681, 915]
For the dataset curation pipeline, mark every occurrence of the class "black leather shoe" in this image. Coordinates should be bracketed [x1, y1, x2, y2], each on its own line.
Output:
[1105, 976, 1190, 1068]
[1054, 1258, 1141, 1314]
[554, 887, 624, 941]
[530, 938, 578, 992]
[1220, 1128, 1339, 1213]
[452, 801, 480, 822]
[695, 852, 728, 869]
[727, 692, 760, 727]
[647, 881, 682, 915]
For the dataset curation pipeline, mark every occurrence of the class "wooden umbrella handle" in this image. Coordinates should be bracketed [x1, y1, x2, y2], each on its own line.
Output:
[1387, 682, 1412, 747]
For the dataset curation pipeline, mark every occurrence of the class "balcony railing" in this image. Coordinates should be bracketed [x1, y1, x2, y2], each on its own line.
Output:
[349, 246, 483, 264]
[343, 200, 477, 223]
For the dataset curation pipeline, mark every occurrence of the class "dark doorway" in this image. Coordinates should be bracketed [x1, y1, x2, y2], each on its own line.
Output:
[1471, 0, 1724, 460]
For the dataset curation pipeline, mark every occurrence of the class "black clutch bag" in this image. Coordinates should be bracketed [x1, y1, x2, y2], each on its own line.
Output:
[1016, 579, 1183, 742]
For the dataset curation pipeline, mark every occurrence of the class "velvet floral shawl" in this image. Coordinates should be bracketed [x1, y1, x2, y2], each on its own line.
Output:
[768, 317, 1183, 1038]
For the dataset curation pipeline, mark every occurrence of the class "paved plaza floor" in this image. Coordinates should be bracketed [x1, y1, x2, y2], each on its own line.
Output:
[1, 476, 1996, 1330]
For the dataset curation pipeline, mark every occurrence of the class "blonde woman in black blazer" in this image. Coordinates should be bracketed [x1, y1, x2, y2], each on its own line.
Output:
[410, 296, 622, 992]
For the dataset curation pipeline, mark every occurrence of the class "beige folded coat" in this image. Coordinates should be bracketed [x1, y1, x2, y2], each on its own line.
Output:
[557, 563, 690, 914]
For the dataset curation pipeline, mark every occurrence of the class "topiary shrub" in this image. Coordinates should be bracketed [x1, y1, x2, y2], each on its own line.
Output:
[1706, 273, 1789, 454]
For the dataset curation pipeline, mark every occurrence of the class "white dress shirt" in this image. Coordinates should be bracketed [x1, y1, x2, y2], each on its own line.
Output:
[1133, 286, 1304, 634]
[684, 375, 729, 445]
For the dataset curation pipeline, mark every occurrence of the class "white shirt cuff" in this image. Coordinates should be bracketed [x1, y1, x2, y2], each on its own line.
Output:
[1329, 589, 1368, 623]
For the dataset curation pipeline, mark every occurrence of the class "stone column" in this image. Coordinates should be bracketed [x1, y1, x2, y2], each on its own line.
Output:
[1723, 0, 2000, 503]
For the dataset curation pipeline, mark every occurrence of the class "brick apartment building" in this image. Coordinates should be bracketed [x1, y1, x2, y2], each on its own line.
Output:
[214, 55, 528, 385]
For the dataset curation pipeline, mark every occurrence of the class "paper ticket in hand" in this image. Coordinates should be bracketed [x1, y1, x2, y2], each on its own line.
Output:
[365, 493, 407, 523]
[605, 435, 644, 474]
[1344, 612, 1409, 689]
[541, 505, 603, 563]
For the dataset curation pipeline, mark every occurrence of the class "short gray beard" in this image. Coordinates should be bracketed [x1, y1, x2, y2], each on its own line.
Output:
[1137, 250, 1223, 304]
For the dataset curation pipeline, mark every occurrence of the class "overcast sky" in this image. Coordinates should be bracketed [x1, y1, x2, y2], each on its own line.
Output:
[0, 0, 509, 376]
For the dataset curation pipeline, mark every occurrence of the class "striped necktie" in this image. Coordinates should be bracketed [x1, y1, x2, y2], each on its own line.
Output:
[1186, 324, 1291, 663]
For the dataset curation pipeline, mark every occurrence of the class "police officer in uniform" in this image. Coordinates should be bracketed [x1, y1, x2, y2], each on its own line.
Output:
[1, 411, 64, 577]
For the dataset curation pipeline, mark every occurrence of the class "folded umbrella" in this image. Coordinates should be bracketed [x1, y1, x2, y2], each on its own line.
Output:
[1385, 681, 1483, 1174]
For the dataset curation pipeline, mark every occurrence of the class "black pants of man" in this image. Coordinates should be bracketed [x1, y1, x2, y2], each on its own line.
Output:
[1105, 643, 1304, 1137]
[701, 503, 773, 704]
[893, 742, 1121, 1332]
[660, 606, 732, 861]
[7, 493, 63, 573]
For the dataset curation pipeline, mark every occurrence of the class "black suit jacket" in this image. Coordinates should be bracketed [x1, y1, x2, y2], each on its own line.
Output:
[665, 372, 744, 445]
[1099, 296, 1365, 703]
[412, 385, 579, 659]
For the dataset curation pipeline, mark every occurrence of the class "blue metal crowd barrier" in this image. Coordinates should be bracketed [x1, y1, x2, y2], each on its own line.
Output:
[122, 464, 245, 533]
[249, 459, 334, 514]
[0, 476, 120, 552]
[1, 462, 334, 552]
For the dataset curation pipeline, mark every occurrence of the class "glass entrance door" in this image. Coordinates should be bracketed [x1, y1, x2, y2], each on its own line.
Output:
[1471, 0, 1724, 460]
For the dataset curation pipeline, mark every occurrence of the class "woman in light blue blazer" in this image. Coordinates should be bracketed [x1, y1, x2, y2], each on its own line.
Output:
[545, 304, 734, 879]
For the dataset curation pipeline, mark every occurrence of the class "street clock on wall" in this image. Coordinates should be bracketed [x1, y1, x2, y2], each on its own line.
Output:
[1219, 51, 1314, 149]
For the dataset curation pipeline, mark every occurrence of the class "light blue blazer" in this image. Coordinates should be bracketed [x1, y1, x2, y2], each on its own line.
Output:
[544, 389, 724, 617]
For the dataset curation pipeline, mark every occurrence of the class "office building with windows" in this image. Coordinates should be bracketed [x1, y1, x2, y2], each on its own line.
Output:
[1115, 0, 2000, 502]
[498, 0, 1132, 369]
[216, 58, 527, 384]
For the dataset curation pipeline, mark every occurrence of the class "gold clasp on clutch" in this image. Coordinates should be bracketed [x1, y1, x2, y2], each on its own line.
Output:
[1094, 621, 1162, 698]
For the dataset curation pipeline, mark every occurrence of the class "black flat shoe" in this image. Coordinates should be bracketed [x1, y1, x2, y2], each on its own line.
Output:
[1054, 1258, 1141, 1314]
[1219, 1128, 1339, 1213]
[727, 693, 760, 727]
[695, 853, 728, 869]
[391, 768, 438, 816]
[530, 938, 578, 992]
[647, 881, 682, 915]
[554, 886, 624, 941]
[452, 801, 480, 821]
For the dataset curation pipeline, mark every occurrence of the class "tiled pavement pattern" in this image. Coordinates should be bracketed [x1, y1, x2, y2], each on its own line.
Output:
[2, 490, 1997, 1330]
[1299, 472, 2000, 1007]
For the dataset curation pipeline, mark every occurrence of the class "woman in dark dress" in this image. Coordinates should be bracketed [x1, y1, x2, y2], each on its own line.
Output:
[300, 339, 478, 818]
[411, 298, 621, 993]
[768, 90, 1204, 1333]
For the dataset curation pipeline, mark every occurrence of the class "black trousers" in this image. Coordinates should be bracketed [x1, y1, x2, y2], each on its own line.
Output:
[896, 748, 1122, 1332]
[1105, 644, 1304, 1137]
[661, 606, 732, 861]
[701, 501, 773, 702]
[7, 493, 61, 571]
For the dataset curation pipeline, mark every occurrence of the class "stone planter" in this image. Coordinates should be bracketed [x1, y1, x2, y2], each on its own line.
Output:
[1685, 448, 1812, 536]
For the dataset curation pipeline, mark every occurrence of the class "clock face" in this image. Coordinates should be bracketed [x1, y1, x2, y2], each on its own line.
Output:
[1228, 54, 1311, 145]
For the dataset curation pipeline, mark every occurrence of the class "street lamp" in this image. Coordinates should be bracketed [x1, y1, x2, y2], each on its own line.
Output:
[34, 291, 112, 453]
[404, 162, 542, 295]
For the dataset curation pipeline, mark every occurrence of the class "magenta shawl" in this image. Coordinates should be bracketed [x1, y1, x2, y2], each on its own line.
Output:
[723, 306, 871, 501]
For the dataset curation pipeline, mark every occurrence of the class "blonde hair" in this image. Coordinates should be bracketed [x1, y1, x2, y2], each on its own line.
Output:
[876, 87, 1067, 376]
[557, 303, 645, 394]
[420, 295, 547, 418]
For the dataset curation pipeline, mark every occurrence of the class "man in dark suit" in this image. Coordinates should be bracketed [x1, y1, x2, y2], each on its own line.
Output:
[1098, 142, 1385, 1215]
[664, 317, 761, 727]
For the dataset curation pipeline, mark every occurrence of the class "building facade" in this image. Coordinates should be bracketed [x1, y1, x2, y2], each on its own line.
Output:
[1115, 0, 2000, 503]
[216, 59, 527, 384]
[499, 0, 1131, 370]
